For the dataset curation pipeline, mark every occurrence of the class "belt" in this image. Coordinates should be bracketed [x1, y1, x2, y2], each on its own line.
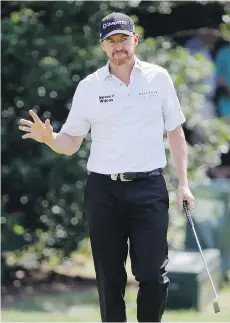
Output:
[92, 169, 162, 182]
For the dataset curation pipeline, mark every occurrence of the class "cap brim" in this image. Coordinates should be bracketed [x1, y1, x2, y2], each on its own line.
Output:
[101, 30, 134, 41]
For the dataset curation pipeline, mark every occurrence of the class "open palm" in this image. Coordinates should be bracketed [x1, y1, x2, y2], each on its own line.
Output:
[19, 110, 53, 143]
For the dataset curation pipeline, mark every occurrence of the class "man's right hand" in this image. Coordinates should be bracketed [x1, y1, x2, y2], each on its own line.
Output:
[19, 110, 53, 144]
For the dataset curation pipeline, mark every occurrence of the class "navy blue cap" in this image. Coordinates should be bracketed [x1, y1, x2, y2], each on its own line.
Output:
[100, 12, 135, 41]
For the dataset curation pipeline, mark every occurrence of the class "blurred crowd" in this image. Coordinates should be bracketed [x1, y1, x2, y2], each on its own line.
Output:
[184, 27, 230, 180]
[185, 27, 230, 123]
[183, 26, 230, 281]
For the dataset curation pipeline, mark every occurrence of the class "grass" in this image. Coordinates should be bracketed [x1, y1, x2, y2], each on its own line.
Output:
[2, 283, 230, 322]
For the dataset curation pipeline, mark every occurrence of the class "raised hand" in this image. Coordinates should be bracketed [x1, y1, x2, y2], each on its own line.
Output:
[19, 110, 53, 143]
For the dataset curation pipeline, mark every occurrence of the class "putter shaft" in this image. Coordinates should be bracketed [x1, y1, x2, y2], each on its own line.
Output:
[183, 201, 220, 312]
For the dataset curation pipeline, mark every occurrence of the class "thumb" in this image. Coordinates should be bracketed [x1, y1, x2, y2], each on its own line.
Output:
[45, 119, 51, 128]
[178, 195, 183, 211]
[45, 119, 53, 132]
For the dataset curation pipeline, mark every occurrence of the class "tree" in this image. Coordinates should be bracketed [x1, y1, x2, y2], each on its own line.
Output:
[1, 1, 229, 278]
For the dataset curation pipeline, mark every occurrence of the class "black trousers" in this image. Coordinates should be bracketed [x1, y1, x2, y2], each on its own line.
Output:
[84, 172, 170, 322]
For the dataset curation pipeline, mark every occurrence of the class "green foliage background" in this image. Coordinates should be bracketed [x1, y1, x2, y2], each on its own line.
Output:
[1, 1, 229, 276]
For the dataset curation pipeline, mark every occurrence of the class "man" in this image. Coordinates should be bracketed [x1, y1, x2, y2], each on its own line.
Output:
[19, 12, 195, 322]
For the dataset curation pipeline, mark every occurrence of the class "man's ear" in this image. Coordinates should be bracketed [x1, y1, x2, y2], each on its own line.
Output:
[134, 34, 139, 47]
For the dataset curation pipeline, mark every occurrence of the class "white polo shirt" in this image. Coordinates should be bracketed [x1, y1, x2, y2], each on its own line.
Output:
[60, 57, 186, 174]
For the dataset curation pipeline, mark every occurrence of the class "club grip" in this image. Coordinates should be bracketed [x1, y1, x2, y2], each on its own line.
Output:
[183, 200, 194, 228]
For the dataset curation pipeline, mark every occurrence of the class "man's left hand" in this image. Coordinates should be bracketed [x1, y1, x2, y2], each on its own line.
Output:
[177, 185, 195, 211]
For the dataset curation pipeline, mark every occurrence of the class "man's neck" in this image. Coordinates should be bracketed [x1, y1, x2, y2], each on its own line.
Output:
[109, 56, 135, 86]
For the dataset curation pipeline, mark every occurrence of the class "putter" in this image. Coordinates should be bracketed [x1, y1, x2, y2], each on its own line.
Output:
[183, 200, 220, 313]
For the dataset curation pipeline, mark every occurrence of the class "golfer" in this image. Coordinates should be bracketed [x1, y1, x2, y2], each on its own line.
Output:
[19, 12, 195, 322]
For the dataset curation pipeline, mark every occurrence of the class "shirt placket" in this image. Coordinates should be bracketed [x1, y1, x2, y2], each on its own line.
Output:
[109, 69, 138, 102]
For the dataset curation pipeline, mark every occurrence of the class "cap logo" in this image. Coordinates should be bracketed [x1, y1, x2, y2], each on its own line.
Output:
[103, 20, 127, 29]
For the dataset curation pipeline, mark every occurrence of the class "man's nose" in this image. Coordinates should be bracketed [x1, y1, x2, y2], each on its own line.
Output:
[114, 41, 123, 50]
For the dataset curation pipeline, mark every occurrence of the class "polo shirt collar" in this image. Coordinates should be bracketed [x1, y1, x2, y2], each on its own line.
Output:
[101, 56, 142, 80]
[133, 57, 142, 71]
[101, 61, 110, 80]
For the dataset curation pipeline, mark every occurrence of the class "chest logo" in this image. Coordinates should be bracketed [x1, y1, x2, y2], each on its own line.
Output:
[99, 94, 115, 103]
[139, 90, 159, 99]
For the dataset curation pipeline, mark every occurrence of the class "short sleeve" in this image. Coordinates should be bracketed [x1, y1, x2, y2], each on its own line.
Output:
[162, 72, 186, 131]
[60, 81, 90, 136]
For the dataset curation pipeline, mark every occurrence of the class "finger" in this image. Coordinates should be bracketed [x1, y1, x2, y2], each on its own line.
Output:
[188, 199, 194, 211]
[19, 126, 31, 132]
[20, 119, 33, 127]
[45, 119, 53, 133]
[178, 197, 183, 211]
[22, 133, 32, 139]
[29, 110, 42, 124]
[45, 119, 51, 128]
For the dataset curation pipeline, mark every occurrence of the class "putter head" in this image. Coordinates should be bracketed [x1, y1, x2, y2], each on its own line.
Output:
[213, 297, 220, 313]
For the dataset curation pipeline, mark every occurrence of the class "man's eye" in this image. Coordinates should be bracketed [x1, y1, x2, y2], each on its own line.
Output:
[105, 37, 128, 44]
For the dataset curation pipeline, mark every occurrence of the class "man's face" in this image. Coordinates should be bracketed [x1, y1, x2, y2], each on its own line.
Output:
[100, 33, 139, 66]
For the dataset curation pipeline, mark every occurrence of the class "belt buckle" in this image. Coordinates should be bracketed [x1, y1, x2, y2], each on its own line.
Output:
[111, 174, 118, 181]
[120, 173, 132, 182]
